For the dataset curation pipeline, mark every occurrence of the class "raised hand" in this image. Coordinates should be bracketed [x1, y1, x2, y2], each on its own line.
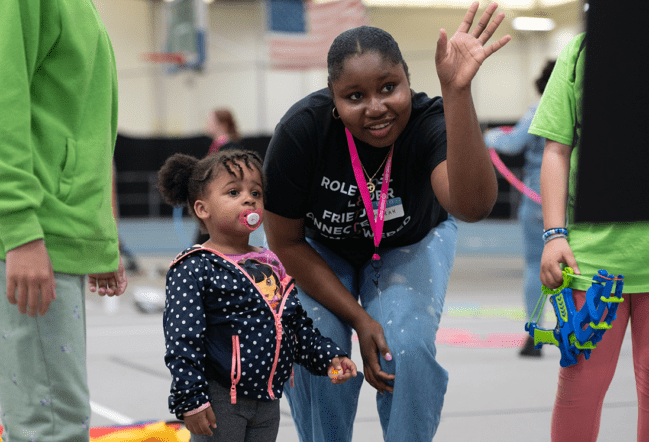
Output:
[436, 2, 511, 90]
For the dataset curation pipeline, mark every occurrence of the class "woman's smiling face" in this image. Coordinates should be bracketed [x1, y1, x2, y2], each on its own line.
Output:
[329, 51, 412, 148]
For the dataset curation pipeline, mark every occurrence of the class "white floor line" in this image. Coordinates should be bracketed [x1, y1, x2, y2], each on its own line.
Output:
[89, 400, 135, 426]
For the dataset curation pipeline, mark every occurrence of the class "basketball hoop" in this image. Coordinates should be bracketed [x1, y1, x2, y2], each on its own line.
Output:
[143, 0, 207, 71]
[142, 52, 186, 65]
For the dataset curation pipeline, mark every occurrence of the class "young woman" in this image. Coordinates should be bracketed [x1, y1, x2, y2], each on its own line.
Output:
[262, 3, 510, 441]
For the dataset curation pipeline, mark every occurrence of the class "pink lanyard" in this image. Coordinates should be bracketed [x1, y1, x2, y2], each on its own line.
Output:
[345, 128, 394, 265]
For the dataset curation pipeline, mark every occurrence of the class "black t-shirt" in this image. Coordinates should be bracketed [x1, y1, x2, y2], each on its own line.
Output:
[264, 88, 448, 268]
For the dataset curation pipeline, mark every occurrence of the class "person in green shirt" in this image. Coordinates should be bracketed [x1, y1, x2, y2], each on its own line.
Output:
[0, 1, 127, 440]
[530, 33, 649, 441]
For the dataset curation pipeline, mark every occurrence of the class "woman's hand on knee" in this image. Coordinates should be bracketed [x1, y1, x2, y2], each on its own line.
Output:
[355, 317, 395, 394]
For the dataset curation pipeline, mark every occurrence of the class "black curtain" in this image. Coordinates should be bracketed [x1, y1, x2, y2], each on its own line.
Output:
[113, 133, 271, 217]
[113, 133, 271, 172]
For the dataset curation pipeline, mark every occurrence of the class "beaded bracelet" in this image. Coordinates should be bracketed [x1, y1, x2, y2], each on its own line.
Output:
[543, 227, 568, 241]
[543, 233, 567, 244]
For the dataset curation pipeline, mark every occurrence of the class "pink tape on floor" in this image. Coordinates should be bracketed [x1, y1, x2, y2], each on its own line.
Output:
[437, 328, 527, 348]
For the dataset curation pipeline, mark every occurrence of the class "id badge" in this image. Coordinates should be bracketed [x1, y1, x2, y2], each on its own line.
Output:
[373, 197, 405, 221]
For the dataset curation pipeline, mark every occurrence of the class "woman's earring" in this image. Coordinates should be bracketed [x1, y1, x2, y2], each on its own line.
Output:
[332, 106, 340, 120]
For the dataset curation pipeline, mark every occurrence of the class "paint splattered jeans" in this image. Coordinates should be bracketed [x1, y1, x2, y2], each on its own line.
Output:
[283, 216, 457, 442]
[0, 260, 89, 442]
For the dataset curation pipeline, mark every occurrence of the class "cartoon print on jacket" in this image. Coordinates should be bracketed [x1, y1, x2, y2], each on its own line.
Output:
[241, 259, 282, 311]
[163, 246, 347, 420]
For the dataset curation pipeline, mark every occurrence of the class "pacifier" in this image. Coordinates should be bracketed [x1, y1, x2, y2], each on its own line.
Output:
[239, 209, 263, 231]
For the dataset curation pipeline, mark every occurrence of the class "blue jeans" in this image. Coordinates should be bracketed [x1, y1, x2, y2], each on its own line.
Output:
[284, 217, 457, 442]
[519, 202, 544, 322]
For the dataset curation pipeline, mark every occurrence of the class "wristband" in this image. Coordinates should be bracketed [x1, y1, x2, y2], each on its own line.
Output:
[184, 402, 211, 417]
[543, 233, 567, 244]
[543, 227, 568, 241]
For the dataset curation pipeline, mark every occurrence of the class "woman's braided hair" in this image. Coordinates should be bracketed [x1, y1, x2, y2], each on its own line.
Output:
[157, 149, 264, 230]
[327, 25, 409, 84]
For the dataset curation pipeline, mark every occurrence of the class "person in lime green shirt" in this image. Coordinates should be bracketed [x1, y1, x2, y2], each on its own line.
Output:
[530, 33, 649, 441]
[0, 1, 127, 440]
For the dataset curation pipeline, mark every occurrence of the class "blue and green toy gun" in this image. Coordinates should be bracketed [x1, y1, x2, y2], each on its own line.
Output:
[525, 267, 624, 367]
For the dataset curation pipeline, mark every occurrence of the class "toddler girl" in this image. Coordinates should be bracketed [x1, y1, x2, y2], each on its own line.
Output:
[157, 149, 357, 441]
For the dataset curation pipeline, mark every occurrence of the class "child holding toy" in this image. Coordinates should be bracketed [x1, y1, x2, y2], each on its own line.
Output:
[529, 33, 649, 441]
[157, 149, 357, 441]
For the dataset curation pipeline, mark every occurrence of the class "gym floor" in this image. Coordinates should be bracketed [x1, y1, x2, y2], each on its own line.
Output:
[0, 219, 637, 441]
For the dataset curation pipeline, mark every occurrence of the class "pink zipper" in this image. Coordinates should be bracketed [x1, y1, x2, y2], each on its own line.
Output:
[266, 282, 294, 399]
[230, 335, 241, 404]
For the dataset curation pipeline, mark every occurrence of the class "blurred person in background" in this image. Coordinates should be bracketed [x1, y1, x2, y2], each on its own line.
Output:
[483, 59, 556, 357]
[194, 108, 245, 245]
[206, 108, 242, 155]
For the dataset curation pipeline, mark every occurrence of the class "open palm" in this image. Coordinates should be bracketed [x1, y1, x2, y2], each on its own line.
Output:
[436, 2, 511, 90]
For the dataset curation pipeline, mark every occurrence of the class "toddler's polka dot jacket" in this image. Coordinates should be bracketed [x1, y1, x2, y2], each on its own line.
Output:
[163, 246, 347, 419]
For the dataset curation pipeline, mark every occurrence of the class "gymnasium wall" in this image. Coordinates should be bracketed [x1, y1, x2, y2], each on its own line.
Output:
[94, 0, 585, 137]
[93, 0, 584, 219]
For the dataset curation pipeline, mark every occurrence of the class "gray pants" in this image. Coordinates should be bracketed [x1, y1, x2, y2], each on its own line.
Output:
[191, 380, 280, 442]
[0, 260, 89, 442]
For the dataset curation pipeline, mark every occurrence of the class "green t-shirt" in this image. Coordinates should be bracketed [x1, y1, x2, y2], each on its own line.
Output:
[530, 33, 649, 293]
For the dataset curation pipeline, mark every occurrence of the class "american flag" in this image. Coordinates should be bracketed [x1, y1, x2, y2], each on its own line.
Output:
[268, 0, 368, 70]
